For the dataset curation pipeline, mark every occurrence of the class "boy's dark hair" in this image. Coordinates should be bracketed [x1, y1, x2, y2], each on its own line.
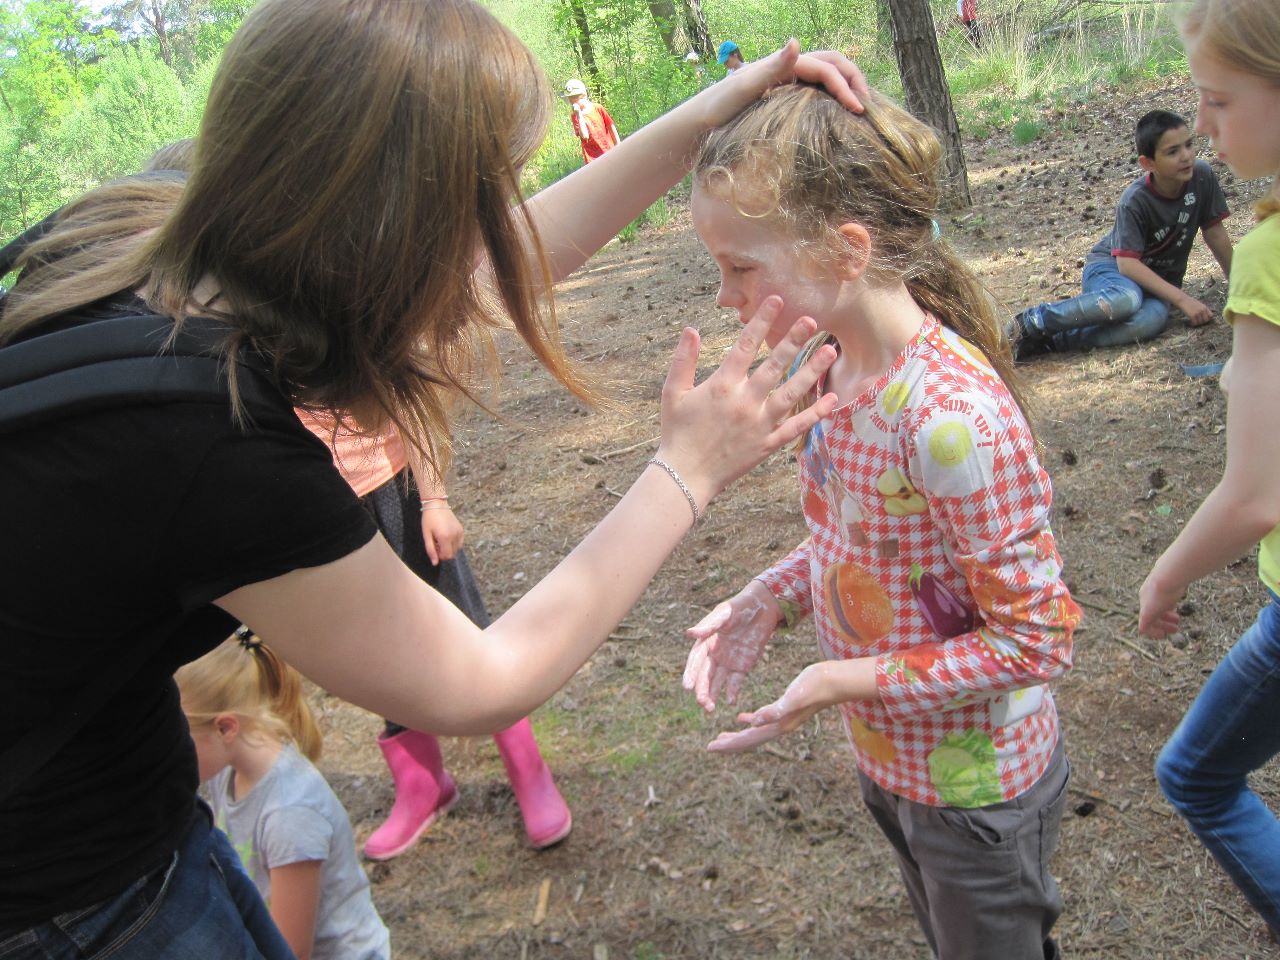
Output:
[1135, 110, 1189, 158]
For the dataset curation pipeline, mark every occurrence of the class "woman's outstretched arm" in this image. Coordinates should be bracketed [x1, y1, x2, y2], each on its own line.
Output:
[216, 299, 837, 735]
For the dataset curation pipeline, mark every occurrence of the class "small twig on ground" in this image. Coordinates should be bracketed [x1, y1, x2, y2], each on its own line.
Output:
[607, 631, 648, 642]
[1076, 595, 1132, 619]
[1105, 628, 1159, 662]
[581, 434, 660, 464]
[1209, 901, 1253, 932]
[1068, 785, 1108, 804]
[532, 877, 551, 926]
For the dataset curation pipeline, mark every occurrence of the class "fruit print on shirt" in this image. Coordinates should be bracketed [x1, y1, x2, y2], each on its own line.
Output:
[758, 317, 1079, 807]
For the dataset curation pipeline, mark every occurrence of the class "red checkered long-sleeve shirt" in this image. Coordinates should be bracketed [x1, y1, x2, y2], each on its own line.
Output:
[759, 317, 1080, 808]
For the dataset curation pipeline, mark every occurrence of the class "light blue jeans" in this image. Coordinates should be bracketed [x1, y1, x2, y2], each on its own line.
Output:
[1021, 258, 1170, 352]
[1156, 593, 1280, 934]
[0, 805, 295, 960]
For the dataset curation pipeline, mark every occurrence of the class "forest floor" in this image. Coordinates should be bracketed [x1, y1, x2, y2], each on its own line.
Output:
[315, 76, 1280, 959]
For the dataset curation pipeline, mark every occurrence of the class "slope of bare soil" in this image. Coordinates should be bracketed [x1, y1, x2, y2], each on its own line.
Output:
[315, 78, 1279, 959]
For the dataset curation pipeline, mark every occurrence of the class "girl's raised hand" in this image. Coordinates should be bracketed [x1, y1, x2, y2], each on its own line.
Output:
[706, 663, 833, 753]
[684, 580, 782, 712]
[653, 296, 837, 513]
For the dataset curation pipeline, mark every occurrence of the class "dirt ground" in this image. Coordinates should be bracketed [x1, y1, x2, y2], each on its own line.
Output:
[314, 77, 1280, 959]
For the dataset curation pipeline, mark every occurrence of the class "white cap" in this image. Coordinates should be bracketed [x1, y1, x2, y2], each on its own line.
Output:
[562, 78, 588, 98]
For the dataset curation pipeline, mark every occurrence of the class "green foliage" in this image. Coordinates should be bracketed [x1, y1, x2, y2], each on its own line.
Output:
[0, 0, 249, 242]
[618, 197, 672, 244]
[940, 0, 1185, 141]
[0, 0, 1192, 247]
[59, 46, 196, 189]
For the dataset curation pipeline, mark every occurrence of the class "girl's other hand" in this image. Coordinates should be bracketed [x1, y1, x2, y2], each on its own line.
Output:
[654, 295, 837, 513]
[683, 580, 782, 711]
[1138, 571, 1183, 639]
[706, 663, 833, 753]
[420, 505, 465, 566]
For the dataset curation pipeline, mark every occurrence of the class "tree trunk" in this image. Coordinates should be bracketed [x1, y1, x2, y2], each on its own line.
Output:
[143, 1, 174, 68]
[887, 0, 971, 210]
[680, 0, 713, 61]
[646, 1, 678, 56]
[563, 0, 599, 81]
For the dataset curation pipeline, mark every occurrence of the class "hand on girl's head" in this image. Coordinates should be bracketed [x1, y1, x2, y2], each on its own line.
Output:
[761, 40, 868, 113]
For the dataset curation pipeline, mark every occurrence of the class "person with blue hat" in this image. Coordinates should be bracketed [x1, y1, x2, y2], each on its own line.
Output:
[717, 40, 746, 74]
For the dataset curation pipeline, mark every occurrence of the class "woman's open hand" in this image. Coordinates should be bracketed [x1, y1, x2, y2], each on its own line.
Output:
[653, 296, 836, 512]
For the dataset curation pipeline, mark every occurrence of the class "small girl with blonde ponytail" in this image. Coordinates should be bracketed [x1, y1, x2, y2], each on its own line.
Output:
[682, 86, 1081, 958]
[177, 629, 390, 960]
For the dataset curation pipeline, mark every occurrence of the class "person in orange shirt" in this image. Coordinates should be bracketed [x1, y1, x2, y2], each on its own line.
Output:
[563, 79, 619, 164]
[295, 413, 573, 858]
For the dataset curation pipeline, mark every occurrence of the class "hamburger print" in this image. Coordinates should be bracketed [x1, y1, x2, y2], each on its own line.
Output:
[824, 562, 895, 647]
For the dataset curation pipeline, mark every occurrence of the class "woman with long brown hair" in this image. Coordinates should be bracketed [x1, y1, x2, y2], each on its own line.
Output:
[0, 0, 864, 956]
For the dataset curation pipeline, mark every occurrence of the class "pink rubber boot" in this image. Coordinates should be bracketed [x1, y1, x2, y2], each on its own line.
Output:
[493, 718, 572, 849]
[363, 729, 459, 861]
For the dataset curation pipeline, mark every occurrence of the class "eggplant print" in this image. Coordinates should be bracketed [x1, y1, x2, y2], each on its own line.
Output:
[908, 562, 978, 638]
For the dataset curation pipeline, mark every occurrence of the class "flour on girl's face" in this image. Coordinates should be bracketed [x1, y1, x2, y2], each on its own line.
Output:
[691, 183, 846, 348]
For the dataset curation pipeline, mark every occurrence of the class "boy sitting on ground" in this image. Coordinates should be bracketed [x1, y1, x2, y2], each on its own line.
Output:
[1011, 109, 1233, 358]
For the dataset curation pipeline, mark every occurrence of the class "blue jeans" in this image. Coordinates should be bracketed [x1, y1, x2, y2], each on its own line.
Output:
[1156, 594, 1280, 934]
[0, 805, 295, 960]
[1021, 259, 1170, 351]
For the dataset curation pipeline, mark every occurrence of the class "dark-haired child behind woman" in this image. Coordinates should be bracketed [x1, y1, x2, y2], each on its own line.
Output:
[295, 414, 572, 858]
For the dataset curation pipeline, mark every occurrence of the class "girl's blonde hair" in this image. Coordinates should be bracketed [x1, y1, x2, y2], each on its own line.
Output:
[143, 138, 196, 174]
[1, 0, 586, 474]
[694, 86, 1030, 427]
[176, 630, 323, 762]
[1182, 0, 1280, 219]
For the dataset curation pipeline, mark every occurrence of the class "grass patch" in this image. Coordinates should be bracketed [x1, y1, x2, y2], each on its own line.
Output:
[944, 2, 1184, 141]
[1012, 117, 1043, 145]
[619, 196, 674, 244]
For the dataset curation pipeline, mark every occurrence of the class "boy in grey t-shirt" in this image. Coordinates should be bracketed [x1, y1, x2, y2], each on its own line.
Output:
[1012, 110, 1233, 358]
[210, 744, 391, 960]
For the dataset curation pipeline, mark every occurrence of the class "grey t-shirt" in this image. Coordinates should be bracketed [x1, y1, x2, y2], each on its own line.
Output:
[209, 744, 390, 960]
[1086, 159, 1229, 286]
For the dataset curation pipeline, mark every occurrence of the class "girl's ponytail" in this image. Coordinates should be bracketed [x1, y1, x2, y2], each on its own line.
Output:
[177, 629, 323, 761]
[237, 629, 323, 762]
[906, 238, 1032, 429]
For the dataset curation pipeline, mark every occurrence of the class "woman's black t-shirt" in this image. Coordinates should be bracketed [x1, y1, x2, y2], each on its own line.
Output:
[0, 306, 376, 928]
